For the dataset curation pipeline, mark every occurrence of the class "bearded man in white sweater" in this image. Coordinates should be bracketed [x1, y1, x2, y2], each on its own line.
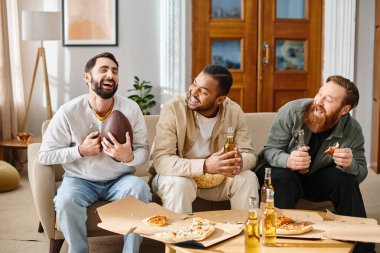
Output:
[39, 52, 151, 253]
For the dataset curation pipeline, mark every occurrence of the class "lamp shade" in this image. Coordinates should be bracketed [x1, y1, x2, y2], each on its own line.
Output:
[22, 11, 61, 41]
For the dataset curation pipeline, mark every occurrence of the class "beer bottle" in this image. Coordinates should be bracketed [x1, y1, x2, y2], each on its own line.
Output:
[262, 188, 276, 246]
[297, 129, 309, 174]
[224, 127, 236, 152]
[245, 197, 260, 253]
[260, 167, 274, 204]
[223, 127, 236, 174]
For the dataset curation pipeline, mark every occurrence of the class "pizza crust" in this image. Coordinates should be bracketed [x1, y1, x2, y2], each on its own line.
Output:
[277, 223, 313, 235]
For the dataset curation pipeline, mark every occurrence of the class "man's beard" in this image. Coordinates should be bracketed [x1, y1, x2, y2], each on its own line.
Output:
[304, 102, 342, 133]
[186, 92, 217, 113]
[91, 78, 117, 99]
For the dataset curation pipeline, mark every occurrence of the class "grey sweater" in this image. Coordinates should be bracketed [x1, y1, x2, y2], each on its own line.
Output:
[258, 98, 368, 183]
[39, 94, 148, 181]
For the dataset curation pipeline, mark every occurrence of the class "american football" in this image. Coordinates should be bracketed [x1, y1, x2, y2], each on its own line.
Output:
[100, 110, 133, 144]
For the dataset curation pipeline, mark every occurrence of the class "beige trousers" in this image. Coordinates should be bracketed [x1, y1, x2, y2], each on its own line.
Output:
[152, 170, 259, 214]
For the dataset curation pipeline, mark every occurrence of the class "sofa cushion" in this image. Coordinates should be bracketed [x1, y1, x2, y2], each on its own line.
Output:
[134, 115, 159, 177]
[245, 112, 276, 152]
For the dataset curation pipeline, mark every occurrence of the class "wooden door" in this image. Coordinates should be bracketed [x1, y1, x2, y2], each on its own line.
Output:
[259, 0, 323, 112]
[192, 0, 323, 113]
[370, 0, 380, 174]
[192, 0, 258, 112]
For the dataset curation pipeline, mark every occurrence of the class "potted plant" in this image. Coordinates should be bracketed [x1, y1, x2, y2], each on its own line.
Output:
[127, 76, 156, 115]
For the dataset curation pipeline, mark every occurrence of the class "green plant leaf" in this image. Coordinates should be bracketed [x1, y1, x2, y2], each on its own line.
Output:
[148, 101, 157, 107]
[143, 94, 154, 100]
[128, 75, 156, 115]
[128, 95, 140, 99]
[143, 84, 153, 88]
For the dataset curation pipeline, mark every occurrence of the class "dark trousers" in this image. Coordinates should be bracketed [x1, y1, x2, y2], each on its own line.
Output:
[256, 165, 376, 253]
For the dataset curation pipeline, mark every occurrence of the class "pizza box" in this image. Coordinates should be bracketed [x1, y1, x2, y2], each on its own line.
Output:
[97, 196, 187, 235]
[97, 196, 380, 245]
[321, 210, 380, 243]
[140, 222, 242, 247]
[97, 196, 242, 247]
[275, 209, 324, 239]
[274, 209, 380, 243]
[257, 205, 325, 239]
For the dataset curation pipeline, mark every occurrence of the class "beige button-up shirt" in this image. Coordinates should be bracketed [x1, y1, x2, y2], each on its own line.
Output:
[152, 93, 257, 177]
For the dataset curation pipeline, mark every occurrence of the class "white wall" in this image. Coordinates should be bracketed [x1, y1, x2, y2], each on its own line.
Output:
[18, 0, 161, 135]
[354, 0, 375, 162]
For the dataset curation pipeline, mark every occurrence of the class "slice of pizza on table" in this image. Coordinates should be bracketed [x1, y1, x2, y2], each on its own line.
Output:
[142, 215, 169, 227]
[276, 215, 313, 235]
[153, 218, 216, 243]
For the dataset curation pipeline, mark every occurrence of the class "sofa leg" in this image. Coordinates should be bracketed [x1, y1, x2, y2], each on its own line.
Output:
[38, 222, 44, 233]
[49, 239, 64, 253]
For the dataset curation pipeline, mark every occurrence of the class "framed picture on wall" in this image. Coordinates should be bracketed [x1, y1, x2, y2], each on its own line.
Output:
[62, 0, 118, 46]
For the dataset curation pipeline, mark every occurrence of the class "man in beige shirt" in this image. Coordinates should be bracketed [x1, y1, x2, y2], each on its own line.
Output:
[151, 64, 259, 213]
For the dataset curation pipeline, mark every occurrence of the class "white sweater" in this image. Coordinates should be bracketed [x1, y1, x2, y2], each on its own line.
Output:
[39, 94, 149, 181]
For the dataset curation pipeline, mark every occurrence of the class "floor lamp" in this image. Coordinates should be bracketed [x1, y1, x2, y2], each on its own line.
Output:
[21, 11, 60, 133]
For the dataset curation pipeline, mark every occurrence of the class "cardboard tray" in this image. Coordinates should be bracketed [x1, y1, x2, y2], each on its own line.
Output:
[97, 196, 242, 247]
[275, 209, 324, 239]
[97, 196, 380, 245]
[322, 210, 380, 243]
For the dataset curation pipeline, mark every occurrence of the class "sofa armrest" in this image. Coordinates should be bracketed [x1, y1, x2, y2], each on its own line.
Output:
[27, 143, 57, 239]
[27, 143, 40, 198]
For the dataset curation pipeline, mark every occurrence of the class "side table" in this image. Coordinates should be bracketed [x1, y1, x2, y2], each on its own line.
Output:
[0, 136, 42, 170]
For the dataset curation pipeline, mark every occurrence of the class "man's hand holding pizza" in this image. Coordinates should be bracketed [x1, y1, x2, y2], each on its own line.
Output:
[332, 148, 353, 168]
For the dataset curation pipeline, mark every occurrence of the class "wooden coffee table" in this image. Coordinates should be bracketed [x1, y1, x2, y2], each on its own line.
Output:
[164, 209, 354, 253]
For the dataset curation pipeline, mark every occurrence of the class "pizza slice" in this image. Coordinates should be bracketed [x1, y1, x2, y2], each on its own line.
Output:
[325, 142, 339, 155]
[189, 218, 215, 240]
[142, 215, 169, 227]
[276, 215, 296, 227]
[276, 222, 313, 235]
[276, 215, 313, 235]
[154, 218, 216, 243]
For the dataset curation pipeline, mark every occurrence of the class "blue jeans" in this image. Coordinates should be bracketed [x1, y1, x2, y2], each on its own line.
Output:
[54, 174, 152, 253]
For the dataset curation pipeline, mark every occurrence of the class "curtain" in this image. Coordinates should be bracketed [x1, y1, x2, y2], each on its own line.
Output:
[0, 0, 25, 159]
[322, 0, 356, 81]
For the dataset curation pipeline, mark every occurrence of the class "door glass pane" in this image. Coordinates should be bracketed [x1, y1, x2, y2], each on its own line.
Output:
[276, 0, 305, 19]
[212, 40, 241, 69]
[212, 0, 241, 19]
[276, 40, 304, 70]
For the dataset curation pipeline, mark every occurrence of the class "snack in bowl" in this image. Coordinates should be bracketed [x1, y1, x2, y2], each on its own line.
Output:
[142, 215, 169, 227]
[325, 142, 339, 155]
[154, 218, 215, 243]
[193, 174, 225, 188]
[276, 215, 313, 235]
